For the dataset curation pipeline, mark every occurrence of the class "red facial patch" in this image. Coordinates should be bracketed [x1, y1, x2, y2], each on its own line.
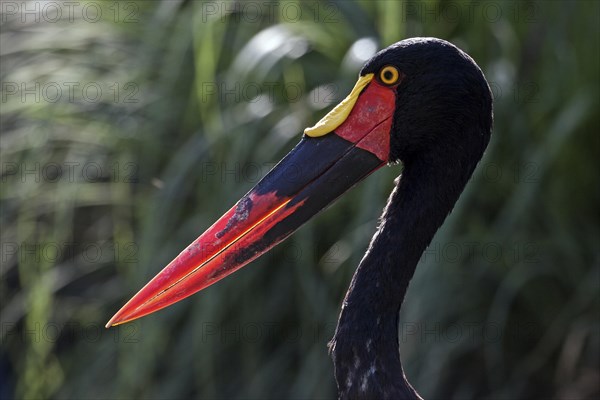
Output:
[334, 80, 396, 162]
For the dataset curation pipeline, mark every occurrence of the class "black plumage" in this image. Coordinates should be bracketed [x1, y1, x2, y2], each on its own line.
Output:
[328, 38, 493, 399]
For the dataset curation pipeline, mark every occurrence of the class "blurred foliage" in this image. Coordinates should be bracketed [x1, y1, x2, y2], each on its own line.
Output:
[1, 0, 599, 399]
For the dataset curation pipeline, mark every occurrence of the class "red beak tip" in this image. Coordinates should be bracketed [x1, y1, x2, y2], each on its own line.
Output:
[105, 316, 117, 328]
[105, 312, 127, 328]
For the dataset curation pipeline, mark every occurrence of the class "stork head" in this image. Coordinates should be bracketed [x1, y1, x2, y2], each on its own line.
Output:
[106, 37, 492, 327]
[359, 38, 492, 166]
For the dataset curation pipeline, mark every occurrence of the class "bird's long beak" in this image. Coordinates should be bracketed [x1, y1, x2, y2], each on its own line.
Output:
[106, 73, 397, 327]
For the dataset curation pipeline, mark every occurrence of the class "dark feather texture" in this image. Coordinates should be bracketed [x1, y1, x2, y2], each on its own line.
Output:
[329, 38, 493, 400]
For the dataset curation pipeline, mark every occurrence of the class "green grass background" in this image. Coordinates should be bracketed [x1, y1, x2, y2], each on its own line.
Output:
[1, 1, 598, 399]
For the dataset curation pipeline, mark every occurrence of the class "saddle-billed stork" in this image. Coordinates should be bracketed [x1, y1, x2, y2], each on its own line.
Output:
[107, 37, 493, 399]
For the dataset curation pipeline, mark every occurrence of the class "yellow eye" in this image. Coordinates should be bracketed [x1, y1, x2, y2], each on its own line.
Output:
[379, 65, 400, 85]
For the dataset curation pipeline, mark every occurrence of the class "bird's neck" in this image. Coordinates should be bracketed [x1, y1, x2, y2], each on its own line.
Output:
[330, 152, 471, 399]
